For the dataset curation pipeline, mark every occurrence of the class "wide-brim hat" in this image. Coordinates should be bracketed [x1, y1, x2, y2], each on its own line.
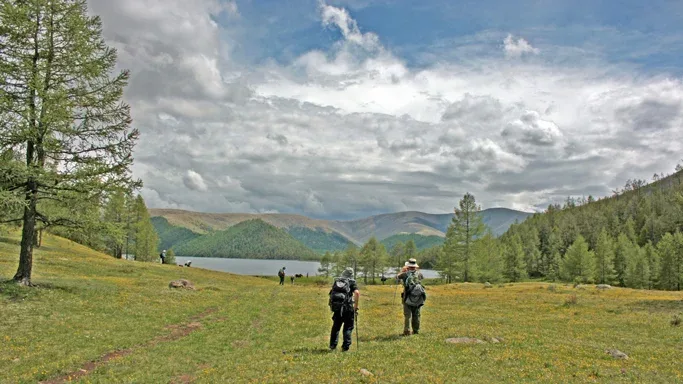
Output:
[404, 258, 419, 268]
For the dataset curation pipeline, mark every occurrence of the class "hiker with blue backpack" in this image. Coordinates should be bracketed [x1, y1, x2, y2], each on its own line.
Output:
[328, 267, 360, 351]
[396, 258, 426, 336]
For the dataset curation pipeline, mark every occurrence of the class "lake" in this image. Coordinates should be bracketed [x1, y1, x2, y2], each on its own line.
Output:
[173, 256, 441, 278]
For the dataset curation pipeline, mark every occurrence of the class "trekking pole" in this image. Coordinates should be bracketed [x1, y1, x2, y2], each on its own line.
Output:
[355, 309, 359, 352]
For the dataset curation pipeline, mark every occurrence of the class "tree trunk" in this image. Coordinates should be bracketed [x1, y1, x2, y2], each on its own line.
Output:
[14, 181, 38, 286]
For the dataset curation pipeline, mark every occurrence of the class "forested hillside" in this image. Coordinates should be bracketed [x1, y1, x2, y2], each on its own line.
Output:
[151, 217, 201, 251]
[172, 219, 320, 260]
[285, 227, 354, 253]
[381, 233, 445, 251]
[498, 169, 683, 290]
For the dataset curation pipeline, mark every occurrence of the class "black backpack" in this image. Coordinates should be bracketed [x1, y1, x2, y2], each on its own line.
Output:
[329, 277, 352, 313]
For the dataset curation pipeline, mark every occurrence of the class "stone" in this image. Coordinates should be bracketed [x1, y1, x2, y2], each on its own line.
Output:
[169, 279, 195, 290]
[596, 284, 612, 290]
[606, 349, 628, 359]
[484, 282, 492, 288]
[360, 369, 373, 377]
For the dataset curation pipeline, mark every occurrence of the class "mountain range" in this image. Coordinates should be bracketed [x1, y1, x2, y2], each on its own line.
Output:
[150, 207, 533, 258]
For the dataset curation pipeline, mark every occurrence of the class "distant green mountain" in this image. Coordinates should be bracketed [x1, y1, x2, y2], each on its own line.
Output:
[381, 233, 445, 251]
[286, 226, 354, 253]
[151, 217, 201, 251]
[172, 219, 319, 260]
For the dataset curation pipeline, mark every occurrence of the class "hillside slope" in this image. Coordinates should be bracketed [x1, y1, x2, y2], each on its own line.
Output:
[171, 219, 320, 260]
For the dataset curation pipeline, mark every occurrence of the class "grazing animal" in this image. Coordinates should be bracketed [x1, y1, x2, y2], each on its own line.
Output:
[380, 276, 388, 284]
[295, 273, 303, 278]
[290, 276, 295, 284]
[184, 261, 192, 267]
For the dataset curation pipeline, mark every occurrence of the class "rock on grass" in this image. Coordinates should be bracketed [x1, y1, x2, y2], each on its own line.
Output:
[605, 349, 628, 359]
[169, 279, 195, 290]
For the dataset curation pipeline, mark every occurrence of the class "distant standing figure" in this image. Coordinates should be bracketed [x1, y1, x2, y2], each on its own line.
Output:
[290, 276, 295, 284]
[160, 250, 166, 264]
[306, 273, 309, 278]
[396, 258, 426, 336]
[278, 267, 286, 285]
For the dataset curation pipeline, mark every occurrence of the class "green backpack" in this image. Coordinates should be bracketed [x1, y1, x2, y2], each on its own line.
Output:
[403, 271, 426, 307]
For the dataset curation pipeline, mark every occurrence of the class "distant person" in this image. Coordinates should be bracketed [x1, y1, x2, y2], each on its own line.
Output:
[290, 275, 295, 284]
[160, 250, 166, 264]
[328, 267, 359, 351]
[278, 267, 286, 285]
[396, 258, 426, 336]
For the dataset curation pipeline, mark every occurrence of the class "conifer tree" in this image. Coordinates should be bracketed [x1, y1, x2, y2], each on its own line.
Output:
[440, 193, 486, 282]
[593, 229, 616, 284]
[0, 0, 140, 285]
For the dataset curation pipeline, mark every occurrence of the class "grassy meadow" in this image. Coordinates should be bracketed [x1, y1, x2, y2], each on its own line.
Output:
[1, 232, 682, 383]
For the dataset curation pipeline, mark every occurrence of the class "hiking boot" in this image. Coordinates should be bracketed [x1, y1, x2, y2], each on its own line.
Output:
[403, 330, 411, 336]
[413, 330, 419, 335]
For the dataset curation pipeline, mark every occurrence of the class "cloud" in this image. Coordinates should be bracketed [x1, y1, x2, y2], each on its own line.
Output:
[503, 34, 540, 57]
[183, 170, 209, 191]
[89, 0, 683, 219]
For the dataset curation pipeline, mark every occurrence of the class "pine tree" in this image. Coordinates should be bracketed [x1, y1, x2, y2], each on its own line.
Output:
[625, 247, 649, 289]
[440, 193, 486, 282]
[318, 251, 331, 277]
[560, 235, 595, 283]
[502, 235, 526, 282]
[471, 230, 503, 283]
[0, 0, 140, 285]
[613, 234, 633, 286]
[642, 241, 659, 289]
[131, 195, 158, 262]
[404, 239, 417, 261]
[342, 244, 359, 279]
[102, 190, 127, 258]
[657, 232, 683, 291]
[547, 251, 561, 282]
[593, 229, 616, 284]
[390, 241, 405, 270]
[164, 249, 176, 265]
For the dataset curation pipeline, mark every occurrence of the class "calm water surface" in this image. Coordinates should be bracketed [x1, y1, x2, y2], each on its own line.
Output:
[173, 256, 441, 278]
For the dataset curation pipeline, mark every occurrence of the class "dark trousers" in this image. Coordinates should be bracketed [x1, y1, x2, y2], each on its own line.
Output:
[403, 303, 421, 333]
[329, 308, 354, 350]
[279, 275, 284, 285]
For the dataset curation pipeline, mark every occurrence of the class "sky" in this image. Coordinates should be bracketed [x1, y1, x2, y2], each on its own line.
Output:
[86, 0, 683, 220]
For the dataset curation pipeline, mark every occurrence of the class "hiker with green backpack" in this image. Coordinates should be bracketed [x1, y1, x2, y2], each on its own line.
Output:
[396, 258, 426, 336]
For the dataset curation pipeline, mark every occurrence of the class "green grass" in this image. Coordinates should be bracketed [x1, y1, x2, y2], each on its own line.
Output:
[1, 232, 682, 383]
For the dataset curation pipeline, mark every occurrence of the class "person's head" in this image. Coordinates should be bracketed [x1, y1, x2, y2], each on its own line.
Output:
[404, 258, 419, 269]
[162, 250, 166, 253]
[283, 266, 286, 270]
[341, 267, 354, 279]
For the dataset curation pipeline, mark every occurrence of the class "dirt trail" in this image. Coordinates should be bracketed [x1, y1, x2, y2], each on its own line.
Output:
[39, 308, 218, 384]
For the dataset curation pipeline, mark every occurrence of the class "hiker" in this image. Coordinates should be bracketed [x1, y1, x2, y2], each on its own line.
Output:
[278, 267, 286, 285]
[328, 267, 359, 351]
[396, 258, 426, 336]
[160, 250, 166, 264]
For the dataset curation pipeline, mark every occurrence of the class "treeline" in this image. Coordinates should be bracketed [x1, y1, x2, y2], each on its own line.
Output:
[172, 219, 320, 260]
[317, 237, 419, 283]
[413, 167, 683, 290]
[495, 168, 683, 290]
